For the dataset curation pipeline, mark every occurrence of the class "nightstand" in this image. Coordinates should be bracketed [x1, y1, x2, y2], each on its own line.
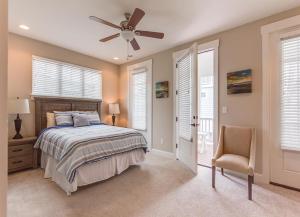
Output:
[8, 137, 38, 173]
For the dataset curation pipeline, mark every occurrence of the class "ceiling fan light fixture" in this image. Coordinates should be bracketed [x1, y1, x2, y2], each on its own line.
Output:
[121, 30, 134, 41]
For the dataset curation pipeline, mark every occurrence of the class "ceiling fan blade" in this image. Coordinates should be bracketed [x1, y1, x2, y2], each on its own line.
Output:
[135, 30, 164, 39]
[130, 38, 140, 50]
[89, 16, 121, 30]
[99, 33, 120, 42]
[127, 8, 145, 29]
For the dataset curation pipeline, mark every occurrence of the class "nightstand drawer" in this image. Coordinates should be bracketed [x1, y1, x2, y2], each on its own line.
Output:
[8, 144, 33, 158]
[8, 155, 33, 172]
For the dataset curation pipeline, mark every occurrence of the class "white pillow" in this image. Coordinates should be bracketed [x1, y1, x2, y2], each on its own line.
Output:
[46, 112, 56, 128]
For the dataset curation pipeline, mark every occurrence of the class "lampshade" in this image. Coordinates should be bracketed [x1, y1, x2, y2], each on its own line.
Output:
[109, 103, 120, 115]
[8, 98, 30, 114]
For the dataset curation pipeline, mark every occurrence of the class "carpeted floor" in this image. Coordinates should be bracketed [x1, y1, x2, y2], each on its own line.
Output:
[8, 152, 300, 217]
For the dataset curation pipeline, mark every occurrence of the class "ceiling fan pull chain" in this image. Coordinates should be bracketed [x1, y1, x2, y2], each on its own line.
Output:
[127, 40, 129, 60]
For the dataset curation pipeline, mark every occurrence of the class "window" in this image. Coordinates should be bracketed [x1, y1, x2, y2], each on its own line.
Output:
[177, 53, 192, 141]
[32, 56, 102, 99]
[280, 36, 300, 151]
[131, 69, 147, 130]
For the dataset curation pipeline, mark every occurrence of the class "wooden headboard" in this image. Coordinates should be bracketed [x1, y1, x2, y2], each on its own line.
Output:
[34, 97, 102, 135]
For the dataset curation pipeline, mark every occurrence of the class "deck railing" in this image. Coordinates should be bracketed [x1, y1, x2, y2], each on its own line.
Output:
[199, 118, 213, 143]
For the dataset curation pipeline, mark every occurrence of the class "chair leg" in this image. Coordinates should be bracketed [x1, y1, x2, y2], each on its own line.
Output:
[212, 166, 216, 188]
[248, 175, 254, 200]
[221, 168, 224, 175]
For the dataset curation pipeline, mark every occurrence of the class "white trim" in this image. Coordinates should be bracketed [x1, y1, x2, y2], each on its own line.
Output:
[127, 59, 153, 149]
[197, 39, 219, 52]
[151, 149, 176, 159]
[0, 0, 8, 215]
[261, 15, 300, 184]
[261, 14, 300, 35]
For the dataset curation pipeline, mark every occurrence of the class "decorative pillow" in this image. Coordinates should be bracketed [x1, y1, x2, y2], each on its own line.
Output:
[73, 114, 91, 127]
[80, 111, 101, 125]
[54, 111, 75, 126]
[46, 112, 56, 128]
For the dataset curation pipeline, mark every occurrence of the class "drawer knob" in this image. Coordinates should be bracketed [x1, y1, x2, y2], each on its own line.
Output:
[12, 160, 23, 164]
[12, 149, 23, 152]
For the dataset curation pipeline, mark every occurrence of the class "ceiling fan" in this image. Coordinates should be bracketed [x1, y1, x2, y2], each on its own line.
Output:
[89, 8, 164, 51]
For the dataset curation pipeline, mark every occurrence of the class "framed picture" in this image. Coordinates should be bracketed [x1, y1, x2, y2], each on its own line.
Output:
[227, 69, 252, 94]
[156, 81, 169, 98]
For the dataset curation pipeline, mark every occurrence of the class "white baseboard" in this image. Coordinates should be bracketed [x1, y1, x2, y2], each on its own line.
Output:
[150, 149, 176, 159]
[254, 173, 268, 184]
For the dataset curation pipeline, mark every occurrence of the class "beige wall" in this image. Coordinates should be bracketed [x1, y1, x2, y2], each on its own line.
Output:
[0, 0, 8, 216]
[120, 7, 300, 173]
[8, 33, 120, 138]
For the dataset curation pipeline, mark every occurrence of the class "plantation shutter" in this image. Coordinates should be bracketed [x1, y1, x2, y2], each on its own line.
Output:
[32, 56, 102, 99]
[177, 53, 192, 141]
[280, 36, 300, 151]
[132, 68, 147, 130]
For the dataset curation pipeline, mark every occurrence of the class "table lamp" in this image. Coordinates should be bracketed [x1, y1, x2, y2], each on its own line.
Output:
[8, 98, 30, 139]
[109, 103, 120, 126]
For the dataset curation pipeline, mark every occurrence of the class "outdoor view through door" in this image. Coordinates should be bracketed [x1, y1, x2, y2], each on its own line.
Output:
[198, 50, 215, 167]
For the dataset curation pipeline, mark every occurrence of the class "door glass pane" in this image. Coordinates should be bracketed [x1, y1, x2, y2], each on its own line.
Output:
[197, 50, 214, 166]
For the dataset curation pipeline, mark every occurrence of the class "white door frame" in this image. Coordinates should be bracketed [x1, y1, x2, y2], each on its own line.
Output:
[172, 40, 219, 167]
[127, 59, 152, 149]
[198, 40, 219, 154]
[261, 15, 300, 184]
[0, 0, 8, 216]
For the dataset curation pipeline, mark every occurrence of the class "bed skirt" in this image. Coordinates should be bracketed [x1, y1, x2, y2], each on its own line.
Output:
[41, 149, 146, 195]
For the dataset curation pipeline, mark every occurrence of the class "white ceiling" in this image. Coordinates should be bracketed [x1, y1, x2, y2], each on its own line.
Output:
[9, 0, 300, 64]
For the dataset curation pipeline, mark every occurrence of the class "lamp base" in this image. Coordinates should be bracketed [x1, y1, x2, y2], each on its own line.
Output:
[13, 133, 23, 140]
[112, 114, 116, 126]
[13, 114, 23, 140]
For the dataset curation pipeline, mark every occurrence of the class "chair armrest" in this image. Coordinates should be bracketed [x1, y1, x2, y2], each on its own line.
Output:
[212, 126, 225, 165]
[248, 128, 256, 176]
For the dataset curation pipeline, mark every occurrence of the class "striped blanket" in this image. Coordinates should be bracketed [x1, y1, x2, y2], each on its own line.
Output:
[34, 125, 147, 183]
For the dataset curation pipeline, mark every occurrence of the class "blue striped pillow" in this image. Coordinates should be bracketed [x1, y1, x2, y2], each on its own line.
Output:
[54, 111, 76, 126]
[73, 114, 90, 127]
[79, 111, 101, 125]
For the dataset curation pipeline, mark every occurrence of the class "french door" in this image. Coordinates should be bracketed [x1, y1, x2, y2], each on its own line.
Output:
[174, 44, 198, 173]
[269, 30, 300, 189]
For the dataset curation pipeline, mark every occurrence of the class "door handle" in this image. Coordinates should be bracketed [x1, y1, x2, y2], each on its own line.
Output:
[190, 123, 199, 127]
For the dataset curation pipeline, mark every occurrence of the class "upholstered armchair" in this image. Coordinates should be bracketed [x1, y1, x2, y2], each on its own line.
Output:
[212, 125, 256, 200]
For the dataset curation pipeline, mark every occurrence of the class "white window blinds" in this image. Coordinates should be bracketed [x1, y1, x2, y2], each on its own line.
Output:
[280, 36, 300, 151]
[32, 56, 102, 99]
[177, 53, 192, 141]
[132, 69, 147, 131]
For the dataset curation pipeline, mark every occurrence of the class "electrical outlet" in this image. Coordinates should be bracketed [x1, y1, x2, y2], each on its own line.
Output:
[222, 106, 228, 114]
[160, 138, 164, 145]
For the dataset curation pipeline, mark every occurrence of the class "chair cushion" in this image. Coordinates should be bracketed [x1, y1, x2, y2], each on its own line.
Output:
[215, 154, 250, 175]
[224, 126, 252, 158]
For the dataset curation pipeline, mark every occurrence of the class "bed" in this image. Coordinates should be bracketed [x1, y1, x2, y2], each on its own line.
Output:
[34, 97, 147, 195]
